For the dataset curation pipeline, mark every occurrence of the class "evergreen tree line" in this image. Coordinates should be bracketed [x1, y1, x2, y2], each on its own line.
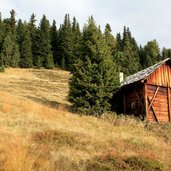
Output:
[0, 10, 171, 75]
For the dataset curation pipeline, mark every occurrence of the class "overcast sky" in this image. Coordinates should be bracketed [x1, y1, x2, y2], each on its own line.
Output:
[1, 0, 171, 49]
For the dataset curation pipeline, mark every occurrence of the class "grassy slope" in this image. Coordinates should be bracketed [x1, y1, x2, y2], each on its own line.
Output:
[0, 68, 170, 171]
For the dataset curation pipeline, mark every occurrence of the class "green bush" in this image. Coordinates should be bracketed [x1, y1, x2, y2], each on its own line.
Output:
[0, 65, 5, 72]
[124, 156, 163, 170]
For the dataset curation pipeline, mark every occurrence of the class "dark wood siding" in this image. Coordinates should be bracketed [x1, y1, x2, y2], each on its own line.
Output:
[123, 84, 145, 118]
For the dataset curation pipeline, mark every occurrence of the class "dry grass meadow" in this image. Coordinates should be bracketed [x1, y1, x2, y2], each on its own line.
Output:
[0, 68, 171, 171]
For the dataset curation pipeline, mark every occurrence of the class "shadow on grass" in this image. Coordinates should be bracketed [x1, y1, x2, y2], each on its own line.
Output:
[25, 96, 70, 110]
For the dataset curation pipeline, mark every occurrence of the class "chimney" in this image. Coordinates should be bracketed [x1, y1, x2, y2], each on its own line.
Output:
[119, 72, 124, 83]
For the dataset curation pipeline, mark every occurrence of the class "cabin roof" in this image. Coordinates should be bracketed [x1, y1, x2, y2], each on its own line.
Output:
[121, 58, 170, 87]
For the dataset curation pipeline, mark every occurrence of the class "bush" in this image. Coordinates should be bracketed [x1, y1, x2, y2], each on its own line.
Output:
[0, 65, 5, 72]
[124, 156, 163, 170]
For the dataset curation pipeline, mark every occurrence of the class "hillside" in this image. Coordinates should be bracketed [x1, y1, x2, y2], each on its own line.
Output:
[0, 68, 171, 171]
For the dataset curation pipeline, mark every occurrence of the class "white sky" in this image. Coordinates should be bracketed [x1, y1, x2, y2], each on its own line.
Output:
[0, 0, 171, 49]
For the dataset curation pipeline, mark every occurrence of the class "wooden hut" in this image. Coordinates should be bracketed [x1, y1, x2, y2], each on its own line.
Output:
[120, 58, 171, 122]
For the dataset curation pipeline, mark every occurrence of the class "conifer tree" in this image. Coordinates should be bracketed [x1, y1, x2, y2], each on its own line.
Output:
[143, 40, 160, 67]
[28, 13, 37, 65]
[9, 9, 17, 42]
[1, 34, 19, 67]
[162, 47, 171, 60]
[0, 13, 4, 54]
[116, 33, 122, 51]
[104, 23, 116, 55]
[70, 17, 82, 71]
[50, 20, 58, 65]
[121, 27, 140, 76]
[35, 15, 54, 68]
[11, 43, 20, 67]
[20, 25, 33, 68]
[57, 14, 73, 70]
[69, 17, 119, 115]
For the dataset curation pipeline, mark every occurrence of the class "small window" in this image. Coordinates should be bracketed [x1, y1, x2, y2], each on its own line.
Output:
[131, 101, 136, 109]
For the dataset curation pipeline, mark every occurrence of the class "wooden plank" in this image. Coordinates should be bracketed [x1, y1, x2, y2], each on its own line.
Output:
[134, 88, 144, 110]
[147, 85, 166, 93]
[147, 91, 167, 97]
[147, 64, 171, 87]
[168, 88, 171, 122]
[148, 97, 167, 104]
[147, 86, 159, 112]
[169, 67, 171, 87]
[147, 96, 158, 122]
[152, 100, 168, 106]
[145, 83, 148, 118]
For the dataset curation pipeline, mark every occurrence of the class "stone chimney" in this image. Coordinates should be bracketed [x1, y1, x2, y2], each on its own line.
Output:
[119, 72, 124, 83]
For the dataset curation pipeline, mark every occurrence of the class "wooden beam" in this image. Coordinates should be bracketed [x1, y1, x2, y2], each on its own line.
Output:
[144, 83, 148, 118]
[168, 87, 171, 122]
[147, 86, 159, 112]
[147, 96, 158, 122]
[134, 88, 145, 111]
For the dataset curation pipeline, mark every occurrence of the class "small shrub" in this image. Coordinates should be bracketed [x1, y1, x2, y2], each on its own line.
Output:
[85, 152, 127, 171]
[124, 156, 163, 170]
[0, 65, 5, 72]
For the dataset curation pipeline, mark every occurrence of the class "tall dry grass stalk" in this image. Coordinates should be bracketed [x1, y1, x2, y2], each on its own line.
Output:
[0, 133, 31, 171]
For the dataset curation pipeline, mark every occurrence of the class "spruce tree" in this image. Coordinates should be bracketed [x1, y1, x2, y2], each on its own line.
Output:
[69, 17, 119, 115]
[1, 34, 19, 67]
[9, 9, 17, 42]
[0, 13, 4, 54]
[162, 47, 171, 60]
[28, 13, 37, 65]
[11, 43, 20, 67]
[121, 27, 140, 76]
[20, 25, 33, 68]
[144, 40, 160, 67]
[50, 20, 58, 65]
[57, 14, 73, 70]
[34, 15, 54, 68]
[71, 17, 82, 71]
[104, 23, 116, 55]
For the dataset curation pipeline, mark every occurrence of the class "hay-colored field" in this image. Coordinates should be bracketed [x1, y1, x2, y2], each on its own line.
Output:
[0, 68, 170, 171]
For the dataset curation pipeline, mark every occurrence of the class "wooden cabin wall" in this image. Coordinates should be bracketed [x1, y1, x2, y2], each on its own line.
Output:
[147, 62, 171, 87]
[123, 84, 145, 118]
[145, 84, 171, 122]
[145, 62, 171, 122]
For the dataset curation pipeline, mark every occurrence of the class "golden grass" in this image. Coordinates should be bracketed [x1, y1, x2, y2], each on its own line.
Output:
[0, 68, 170, 170]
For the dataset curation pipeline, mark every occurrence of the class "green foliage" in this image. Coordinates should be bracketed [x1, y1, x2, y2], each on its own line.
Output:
[57, 14, 74, 70]
[120, 27, 140, 76]
[0, 65, 5, 72]
[124, 156, 163, 170]
[1, 34, 20, 67]
[0, 10, 169, 80]
[50, 20, 58, 65]
[17, 20, 33, 68]
[85, 153, 163, 171]
[10, 44, 20, 67]
[69, 17, 119, 115]
[40, 15, 54, 69]
[0, 13, 5, 53]
[143, 40, 160, 67]
[162, 47, 171, 60]
[104, 23, 116, 55]
[70, 17, 82, 71]
[33, 15, 54, 68]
